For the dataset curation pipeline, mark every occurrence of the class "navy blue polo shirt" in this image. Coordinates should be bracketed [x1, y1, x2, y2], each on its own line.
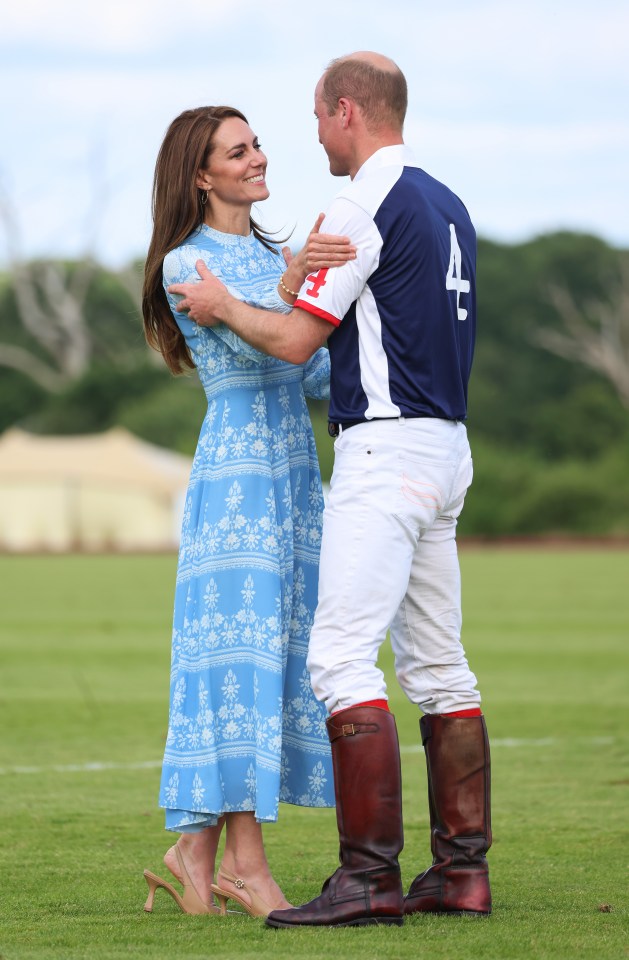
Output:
[294, 145, 476, 423]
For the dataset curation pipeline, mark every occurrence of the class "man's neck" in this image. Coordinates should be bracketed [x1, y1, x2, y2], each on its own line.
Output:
[350, 133, 404, 179]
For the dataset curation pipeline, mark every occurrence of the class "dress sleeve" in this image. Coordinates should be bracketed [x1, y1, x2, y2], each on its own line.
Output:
[163, 246, 271, 363]
[255, 280, 294, 316]
[302, 348, 330, 400]
[209, 318, 272, 363]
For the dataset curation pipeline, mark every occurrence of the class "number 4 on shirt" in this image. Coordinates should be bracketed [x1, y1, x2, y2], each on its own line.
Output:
[446, 223, 470, 321]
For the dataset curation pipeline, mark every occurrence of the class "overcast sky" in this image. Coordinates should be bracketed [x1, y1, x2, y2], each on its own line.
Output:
[2, 0, 628, 268]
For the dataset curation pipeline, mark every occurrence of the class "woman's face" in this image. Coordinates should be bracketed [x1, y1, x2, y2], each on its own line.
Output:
[197, 116, 269, 208]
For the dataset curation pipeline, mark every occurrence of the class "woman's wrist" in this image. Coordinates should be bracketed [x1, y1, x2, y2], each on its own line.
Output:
[283, 248, 309, 292]
[279, 273, 300, 298]
[278, 256, 307, 303]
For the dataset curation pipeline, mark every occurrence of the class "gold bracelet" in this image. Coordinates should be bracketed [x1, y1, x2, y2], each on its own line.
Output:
[279, 273, 300, 298]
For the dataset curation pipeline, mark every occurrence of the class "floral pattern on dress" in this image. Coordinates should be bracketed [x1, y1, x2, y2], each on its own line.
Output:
[158, 225, 334, 830]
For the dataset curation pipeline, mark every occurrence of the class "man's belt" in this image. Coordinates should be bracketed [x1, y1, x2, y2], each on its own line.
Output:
[327, 414, 457, 437]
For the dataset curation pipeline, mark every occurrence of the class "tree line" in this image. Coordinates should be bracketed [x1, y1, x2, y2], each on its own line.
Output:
[1, 230, 628, 537]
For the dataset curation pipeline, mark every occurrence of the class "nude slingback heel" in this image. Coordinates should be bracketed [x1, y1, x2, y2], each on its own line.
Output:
[210, 867, 289, 918]
[143, 844, 219, 915]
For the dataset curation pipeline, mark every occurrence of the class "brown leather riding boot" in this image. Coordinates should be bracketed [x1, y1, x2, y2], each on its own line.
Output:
[404, 714, 492, 916]
[266, 705, 404, 927]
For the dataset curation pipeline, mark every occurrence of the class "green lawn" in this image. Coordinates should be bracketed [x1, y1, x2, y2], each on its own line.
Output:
[0, 549, 627, 959]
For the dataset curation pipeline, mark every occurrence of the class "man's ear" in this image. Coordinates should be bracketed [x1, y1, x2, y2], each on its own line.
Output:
[338, 97, 352, 128]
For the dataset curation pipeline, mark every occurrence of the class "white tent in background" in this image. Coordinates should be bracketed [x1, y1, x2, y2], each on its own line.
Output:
[0, 427, 192, 552]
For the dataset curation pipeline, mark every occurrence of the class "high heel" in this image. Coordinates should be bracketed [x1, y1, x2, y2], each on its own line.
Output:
[143, 844, 219, 915]
[211, 867, 289, 918]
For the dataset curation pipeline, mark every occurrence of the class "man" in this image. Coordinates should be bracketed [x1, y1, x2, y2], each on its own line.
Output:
[169, 51, 492, 928]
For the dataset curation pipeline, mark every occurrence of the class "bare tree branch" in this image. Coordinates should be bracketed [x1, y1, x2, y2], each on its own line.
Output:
[535, 262, 629, 409]
[116, 260, 143, 311]
[0, 172, 96, 389]
[0, 343, 66, 391]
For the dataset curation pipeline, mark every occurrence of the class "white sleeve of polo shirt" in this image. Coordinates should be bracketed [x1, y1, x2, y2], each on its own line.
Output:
[294, 199, 382, 326]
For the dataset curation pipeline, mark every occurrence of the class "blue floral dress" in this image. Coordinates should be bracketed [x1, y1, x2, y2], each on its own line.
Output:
[159, 224, 334, 831]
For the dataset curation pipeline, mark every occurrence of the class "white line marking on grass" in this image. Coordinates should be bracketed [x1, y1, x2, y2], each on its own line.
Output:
[492, 736, 615, 747]
[400, 736, 615, 754]
[0, 760, 162, 776]
[0, 738, 616, 775]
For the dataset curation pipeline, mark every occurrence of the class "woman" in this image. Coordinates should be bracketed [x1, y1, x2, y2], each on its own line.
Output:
[141, 106, 354, 918]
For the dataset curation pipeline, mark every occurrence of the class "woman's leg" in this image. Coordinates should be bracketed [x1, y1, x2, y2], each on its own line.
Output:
[163, 818, 225, 906]
[217, 812, 290, 911]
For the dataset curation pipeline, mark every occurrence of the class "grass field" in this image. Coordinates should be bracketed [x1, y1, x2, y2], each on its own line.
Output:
[0, 549, 627, 960]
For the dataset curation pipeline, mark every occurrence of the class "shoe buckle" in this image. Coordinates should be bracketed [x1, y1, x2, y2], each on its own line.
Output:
[341, 723, 356, 736]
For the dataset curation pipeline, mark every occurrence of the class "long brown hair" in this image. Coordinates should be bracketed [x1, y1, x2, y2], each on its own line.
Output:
[142, 106, 278, 374]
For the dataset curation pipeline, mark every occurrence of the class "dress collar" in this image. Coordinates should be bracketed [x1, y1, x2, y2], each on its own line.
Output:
[197, 223, 255, 246]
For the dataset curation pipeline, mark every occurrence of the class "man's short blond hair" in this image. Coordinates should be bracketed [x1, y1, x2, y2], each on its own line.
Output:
[321, 55, 407, 132]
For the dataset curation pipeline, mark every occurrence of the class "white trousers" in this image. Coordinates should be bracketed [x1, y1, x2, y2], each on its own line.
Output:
[307, 418, 481, 716]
